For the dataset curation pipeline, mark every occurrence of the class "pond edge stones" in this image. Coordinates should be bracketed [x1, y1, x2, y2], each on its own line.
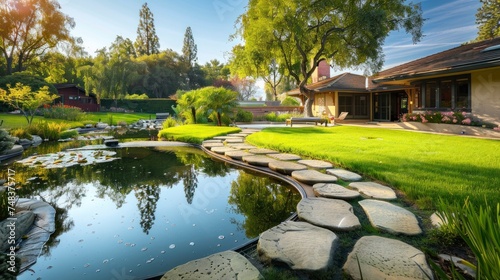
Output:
[161, 250, 263, 280]
[258, 221, 338, 272]
[343, 236, 433, 280]
[297, 197, 361, 231]
[359, 199, 422, 235]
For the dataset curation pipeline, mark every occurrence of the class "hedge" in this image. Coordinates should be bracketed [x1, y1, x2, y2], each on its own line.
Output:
[100, 99, 177, 114]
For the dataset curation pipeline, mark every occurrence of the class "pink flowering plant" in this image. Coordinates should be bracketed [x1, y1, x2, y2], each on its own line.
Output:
[401, 110, 493, 128]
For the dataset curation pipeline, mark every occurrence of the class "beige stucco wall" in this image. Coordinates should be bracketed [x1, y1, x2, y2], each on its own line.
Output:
[472, 68, 500, 125]
[312, 92, 336, 117]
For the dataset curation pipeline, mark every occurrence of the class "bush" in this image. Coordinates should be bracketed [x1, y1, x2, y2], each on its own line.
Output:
[402, 111, 485, 127]
[43, 104, 85, 121]
[9, 127, 32, 140]
[281, 96, 300, 106]
[59, 129, 79, 139]
[101, 99, 176, 114]
[162, 117, 180, 128]
[264, 111, 301, 122]
[235, 109, 253, 122]
[27, 121, 69, 141]
[0, 129, 15, 153]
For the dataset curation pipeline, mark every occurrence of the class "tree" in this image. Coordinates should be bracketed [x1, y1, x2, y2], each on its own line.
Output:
[135, 2, 160, 56]
[476, 0, 500, 41]
[0, 83, 58, 125]
[0, 0, 75, 74]
[237, 0, 423, 116]
[176, 89, 202, 124]
[182, 27, 198, 68]
[198, 86, 238, 126]
[231, 76, 258, 100]
[201, 59, 230, 86]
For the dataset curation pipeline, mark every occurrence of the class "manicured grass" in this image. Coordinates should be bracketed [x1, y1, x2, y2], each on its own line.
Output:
[158, 124, 241, 144]
[0, 112, 151, 129]
[245, 126, 500, 209]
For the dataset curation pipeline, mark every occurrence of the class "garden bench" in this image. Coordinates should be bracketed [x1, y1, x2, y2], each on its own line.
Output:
[155, 113, 169, 120]
[285, 117, 328, 127]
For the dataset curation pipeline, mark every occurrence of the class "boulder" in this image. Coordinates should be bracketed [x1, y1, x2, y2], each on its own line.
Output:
[343, 236, 433, 280]
[313, 183, 361, 200]
[0, 211, 35, 252]
[297, 197, 361, 231]
[359, 199, 422, 235]
[161, 250, 263, 280]
[258, 221, 338, 271]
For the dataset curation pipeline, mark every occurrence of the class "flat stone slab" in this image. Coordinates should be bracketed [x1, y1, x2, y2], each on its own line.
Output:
[258, 221, 338, 271]
[297, 159, 333, 169]
[161, 250, 263, 280]
[326, 169, 362, 181]
[202, 142, 224, 148]
[225, 150, 253, 160]
[313, 183, 361, 200]
[248, 148, 279, 155]
[227, 143, 257, 150]
[202, 139, 222, 144]
[224, 138, 244, 143]
[213, 136, 244, 140]
[268, 161, 307, 175]
[228, 133, 250, 137]
[348, 182, 397, 200]
[343, 236, 433, 280]
[359, 199, 422, 235]
[291, 170, 338, 185]
[297, 197, 361, 231]
[242, 155, 278, 167]
[210, 146, 238, 155]
[267, 153, 302, 161]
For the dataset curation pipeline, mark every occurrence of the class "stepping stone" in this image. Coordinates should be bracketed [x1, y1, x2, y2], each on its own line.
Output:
[210, 146, 238, 155]
[224, 138, 244, 143]
[297, 197, 361, 231]
[161, 250, 263, 280]
[248, 148, 279, 155]
[227, 143, 257, 150]
[359, 199, 422, 235]
[242, 155, 278, 167]
[228, 133, 250, 137]
[268, 161, 307, 175]
[258, 221, 338, 271]
[291, 170, 337, 185]
[213, 136, 243, 140]
[313, 183, 360, 200]
[202, 139, 222, 143]
[267, 153, 302, 161]
[202, 142, 224, 149]
[326, 169, 362, 181]
[225, 150, 253, 160]
[348, 182, 396, 200]
[297, 159, 333, 169]
[343, 236, 432, 280]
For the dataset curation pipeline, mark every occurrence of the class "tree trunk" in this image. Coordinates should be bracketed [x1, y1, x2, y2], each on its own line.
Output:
[191, 107, 196, 124]
[303, 97, 314, 117]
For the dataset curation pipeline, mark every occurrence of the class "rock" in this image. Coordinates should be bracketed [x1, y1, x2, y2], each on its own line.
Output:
[248, 148, 279, 155]
[359, 199, 422, 235]
[268, 161, 307, 175]
[242, 155, 278, 167]
[161, 250, 263, 280]
[291, 169, 338, 185]
[202, 142, 224, 149]
[313, 183, 360, 200]
[224, 138, 244, 143]
[430, 212, 447, 228]
[297, 197, 361, 231]
[258, 221, 338, 271]
[343, 236, 433, 280]
[224, 150, 253, 160]
[95, 122, 108, 129]
[227, 143, 257, 150]
[210, 146, 238, 155]
[202, 139, 222, 144]
[297, 159, 333, 169]
[0, 211, 35, 252]
[348, 182, 397, 200]
[213, 136, 244, 140]
[267, 153, 302, 161]
[438, 254, 476, 278]
[228, 133, 250, 137]
[326, 169, 362, 181]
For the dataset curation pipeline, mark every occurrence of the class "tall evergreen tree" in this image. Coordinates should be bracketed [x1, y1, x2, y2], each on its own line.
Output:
[135, 2, 160, 56]
[476, 0, 500, 41]
[182, 27, 197, 67]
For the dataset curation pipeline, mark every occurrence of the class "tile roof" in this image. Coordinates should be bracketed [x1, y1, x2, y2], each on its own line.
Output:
[373, 37, 500, 82]
[287, 72, 368, 95]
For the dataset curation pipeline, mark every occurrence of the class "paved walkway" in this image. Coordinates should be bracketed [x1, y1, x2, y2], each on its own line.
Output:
[162, 128, 436, 279]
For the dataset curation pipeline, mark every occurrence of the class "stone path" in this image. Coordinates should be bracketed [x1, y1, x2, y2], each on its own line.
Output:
[163, 131, 434, 279]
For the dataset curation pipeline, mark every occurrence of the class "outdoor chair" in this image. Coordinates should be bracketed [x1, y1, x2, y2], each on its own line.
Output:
[332, 112, 348, 124]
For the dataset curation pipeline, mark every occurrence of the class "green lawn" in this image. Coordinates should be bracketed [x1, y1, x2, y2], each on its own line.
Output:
[158, 124, 241, 144]
[245, 126, 500, 209]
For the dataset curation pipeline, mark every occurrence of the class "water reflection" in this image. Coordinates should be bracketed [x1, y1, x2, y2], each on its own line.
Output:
[1, 145, 300, 279]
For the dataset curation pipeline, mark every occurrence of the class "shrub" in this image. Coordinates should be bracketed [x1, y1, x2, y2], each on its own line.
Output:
[59, 129, 79, 139]
[0, 129, 15, 153]
[27, 121, 69, 141]
[162, 117, 180, 128]
[235, 109, 253, 122]
[281, 96, 300, 106]
[43, 104, 85, 121]
[9, 127, 32, 140]
[401, 111, 485, 127]
[265, 112, 278, 122]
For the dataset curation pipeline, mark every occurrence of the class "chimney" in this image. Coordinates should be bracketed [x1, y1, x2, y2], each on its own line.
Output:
[312, 60, 330, 83]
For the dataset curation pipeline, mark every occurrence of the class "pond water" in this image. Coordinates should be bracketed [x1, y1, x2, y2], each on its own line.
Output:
[2, 144, 300, 279]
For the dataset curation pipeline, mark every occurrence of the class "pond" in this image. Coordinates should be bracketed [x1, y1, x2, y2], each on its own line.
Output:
[2, 144, 301, 279]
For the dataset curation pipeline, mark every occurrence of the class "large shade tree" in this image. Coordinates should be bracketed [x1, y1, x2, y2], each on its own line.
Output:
[476, 0, 500, 41]
[237, 0, 424, 116]
[0, 0, 75, 74]
[135, 2, 160, 56]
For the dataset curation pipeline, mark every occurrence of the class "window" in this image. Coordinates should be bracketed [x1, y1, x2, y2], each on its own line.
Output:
[69, 96, 78, 100]
[414, 75, 470, 110]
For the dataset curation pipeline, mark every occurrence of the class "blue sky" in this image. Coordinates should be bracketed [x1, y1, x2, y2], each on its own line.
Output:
[60, 0, 482, 71]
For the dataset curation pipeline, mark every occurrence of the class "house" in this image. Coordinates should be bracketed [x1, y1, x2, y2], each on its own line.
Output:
[53, 84, 100, 112]
[288, 37, 500, 125]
